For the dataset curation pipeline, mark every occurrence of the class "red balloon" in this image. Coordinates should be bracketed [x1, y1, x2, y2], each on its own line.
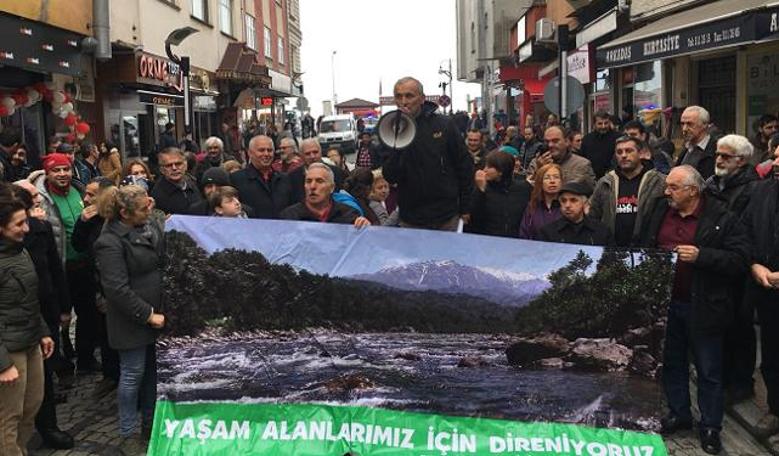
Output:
[0, 106, 8, 117]
[12, 93, 28, 107]
[64, 133, 76, 143]
[64, 113, 78, 126]
[75, 122, 90, 135]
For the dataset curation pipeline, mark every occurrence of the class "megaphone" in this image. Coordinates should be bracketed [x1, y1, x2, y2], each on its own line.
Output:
[376, 110, 417, 150]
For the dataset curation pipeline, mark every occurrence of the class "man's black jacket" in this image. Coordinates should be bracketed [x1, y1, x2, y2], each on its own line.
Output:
[538, 216, 612, 246]
[231, 165, 294, 219]
[382, 101, 474, 226]
[150, 176, 203, 215]
[639, 196, 750, 335]
[703, 165, 759, 216]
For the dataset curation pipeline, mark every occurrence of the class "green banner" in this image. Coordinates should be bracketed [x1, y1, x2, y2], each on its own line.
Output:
[148, 401, 667, 455]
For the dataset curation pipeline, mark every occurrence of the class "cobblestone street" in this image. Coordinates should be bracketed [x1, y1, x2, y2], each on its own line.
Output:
[27, 370, 773, 456]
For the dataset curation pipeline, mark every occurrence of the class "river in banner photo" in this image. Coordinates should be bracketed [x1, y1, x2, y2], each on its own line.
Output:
[158, 217, 675, 433]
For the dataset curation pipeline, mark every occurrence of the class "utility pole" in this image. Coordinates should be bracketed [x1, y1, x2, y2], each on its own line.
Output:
[558, 24, 570, 123]
[331, 50, 338, 107]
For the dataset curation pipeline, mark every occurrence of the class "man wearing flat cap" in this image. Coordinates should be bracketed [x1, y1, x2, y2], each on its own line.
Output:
[538, 181, 611, 246]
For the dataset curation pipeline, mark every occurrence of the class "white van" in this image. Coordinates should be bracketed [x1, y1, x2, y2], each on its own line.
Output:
[318, 114, 358, 154]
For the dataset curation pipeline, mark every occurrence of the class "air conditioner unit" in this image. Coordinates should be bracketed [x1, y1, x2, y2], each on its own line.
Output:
[536, 18, 556, 44]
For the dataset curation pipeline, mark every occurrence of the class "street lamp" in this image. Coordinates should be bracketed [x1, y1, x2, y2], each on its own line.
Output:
[331, 50, 338, 108]
[165, 26, 199, 132]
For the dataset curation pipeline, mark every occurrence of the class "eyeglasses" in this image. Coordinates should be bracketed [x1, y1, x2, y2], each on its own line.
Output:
[161, 161, 185, 169]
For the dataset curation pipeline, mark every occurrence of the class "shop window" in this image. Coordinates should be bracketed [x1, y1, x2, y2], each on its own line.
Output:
[746, 52, 778, 135]
[245, 14, 256, 50]
[633, 61, 662, 113]
[192, 0, 208, 23]
[264, 27, 272, 58]
[219, 0, 232, 35]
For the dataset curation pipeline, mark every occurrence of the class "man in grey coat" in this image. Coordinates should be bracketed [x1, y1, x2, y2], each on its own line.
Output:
[589, 135, 666, 247]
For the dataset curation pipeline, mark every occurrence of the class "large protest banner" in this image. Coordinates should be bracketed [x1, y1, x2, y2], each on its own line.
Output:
[150, 216, 675, 455]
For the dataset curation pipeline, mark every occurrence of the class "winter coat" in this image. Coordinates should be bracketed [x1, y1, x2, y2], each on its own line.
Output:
[676, 136, 717, 180]
[526, 150, 596, 188]
[231, 166, 294, 219]
[97, 151, 123, 185]
[469, 177, 531, 238]
[538, 216, 612, 246]
[23, 217, 71, 324]
[0, 240, 50, 371]
[94, 218, 164, 350]
[280, 201, 360, 224]
[382, 101, 475, 226]
[581, 130, 621, 179]
[639, 197, 750, 335]
[742, 179, 779, 269]
[369, 200, 399, 226]
[703, 166, 759, 216]
[518, 139, 543, 172]
[31, 171, 85, 265]
[150, 176, 203, 215]
[588, 168, 666, 245]
[519, 200, 561, 240]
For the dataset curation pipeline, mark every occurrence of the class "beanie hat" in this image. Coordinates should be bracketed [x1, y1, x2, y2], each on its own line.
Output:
[43, 153, 72, 173]
[56, 143, 74, 154]
[200, 167, 230, 188]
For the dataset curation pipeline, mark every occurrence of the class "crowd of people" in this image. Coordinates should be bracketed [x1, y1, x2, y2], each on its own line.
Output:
[0, 75, 778, 455]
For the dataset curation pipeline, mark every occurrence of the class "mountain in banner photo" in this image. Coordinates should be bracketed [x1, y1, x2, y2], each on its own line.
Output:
[350, 260, 550, 306]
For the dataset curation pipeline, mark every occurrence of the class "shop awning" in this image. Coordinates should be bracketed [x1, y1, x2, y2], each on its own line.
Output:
[216, 42, 271, 85]
[597, 0, 779, 68]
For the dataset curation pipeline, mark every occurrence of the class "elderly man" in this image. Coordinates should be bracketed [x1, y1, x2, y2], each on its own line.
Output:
[272, 137, 303, 173]
[280, 163, 370, 227]
[640, 165, 749, 455]
[382, 76, 474, 231]
[231, 135, 294, 219]
[589, 136, 665, 247]
[194, 136, 234, 183]
[288, 138, 347, 203]
[526, 126, 596, 187]
[677, 106, 716, 179]
[538, 181, 611, 246]
[742, 149, 779, 439]
[150, 147, 203, 215]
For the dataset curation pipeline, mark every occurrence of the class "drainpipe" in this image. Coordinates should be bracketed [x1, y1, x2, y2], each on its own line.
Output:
[93, 0, 111, 61]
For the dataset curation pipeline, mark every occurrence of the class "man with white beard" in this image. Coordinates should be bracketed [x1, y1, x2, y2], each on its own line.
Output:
[703, 134, 760, 408]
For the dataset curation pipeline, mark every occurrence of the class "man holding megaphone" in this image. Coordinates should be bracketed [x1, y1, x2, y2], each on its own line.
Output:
[380, 77, 474, 231]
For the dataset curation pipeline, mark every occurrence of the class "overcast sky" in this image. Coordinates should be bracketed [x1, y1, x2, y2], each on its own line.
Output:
[299, 0, 481, 117]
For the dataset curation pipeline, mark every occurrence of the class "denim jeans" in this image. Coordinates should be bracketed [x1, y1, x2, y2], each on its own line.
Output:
[117, 344, 157, 436]
[662, 301, 724, 430]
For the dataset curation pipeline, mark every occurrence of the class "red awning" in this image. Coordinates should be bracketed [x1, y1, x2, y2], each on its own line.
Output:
[523, 79, 547, 96]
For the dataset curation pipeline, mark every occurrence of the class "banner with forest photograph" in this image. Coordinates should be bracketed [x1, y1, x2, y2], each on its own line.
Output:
[148, 216, 675, 455]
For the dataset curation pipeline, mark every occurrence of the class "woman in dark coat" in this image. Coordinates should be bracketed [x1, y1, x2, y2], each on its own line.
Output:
[469, 150, 531, 238]
[0, 183, 54, 456]
[94, 184, 165, 445]
[518, 163, 563, 240]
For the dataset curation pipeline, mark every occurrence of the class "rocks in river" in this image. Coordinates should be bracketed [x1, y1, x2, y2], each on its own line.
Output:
[324, 374, 377, 393]
[457, 356, 489, 368]
[628, 345, 658, 378]
[505, 333, 571, 366]
[536, 357, 572, 369]
[394, 352, 422, 361]
[569, 338, 632, 371]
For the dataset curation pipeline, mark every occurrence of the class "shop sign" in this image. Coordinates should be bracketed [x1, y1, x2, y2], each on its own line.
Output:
[193, 96, 217, 112]
[567, 44, 593, 84]
[0, 12, 83, 76]
[138, 90, 183, 107]
[597, 12, 757, 68]
[755, 7, 779, 39]
[137, 53, 183, 91]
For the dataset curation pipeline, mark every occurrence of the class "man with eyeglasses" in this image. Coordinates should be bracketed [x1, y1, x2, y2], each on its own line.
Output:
[676, 106, 716, 180]
[150, 147, 203, 215]
[231, 135, 294, 219]
[589, 136, 666, 247]
[272, 137, 303, 173]
[640, 165, 749, 455]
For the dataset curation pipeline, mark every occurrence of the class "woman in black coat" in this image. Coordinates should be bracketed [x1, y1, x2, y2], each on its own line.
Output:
[468, 150, 531, 238]
[94, 184, 165, 445]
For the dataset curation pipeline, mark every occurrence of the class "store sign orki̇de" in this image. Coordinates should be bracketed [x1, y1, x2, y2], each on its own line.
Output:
[137, 53, 183, 92]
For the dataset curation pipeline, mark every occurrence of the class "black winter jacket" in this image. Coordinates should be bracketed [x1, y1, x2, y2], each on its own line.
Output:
[581, 130, 620, 179]
[280, 201, 360, 224]
[150, 176, 203, 215]
[24, 218, 70, 323]
[231, 166, 294, 219]
[382, 101, 474, 226]
[0, 240, 50, 371]
[538, 216, 612, 246]
[468, 177, 531, 238]
[676, 138, 717, 180]
[640, 197, 750, 335]
[703, 166, 759, 216]
[94, 219, 164, 350]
